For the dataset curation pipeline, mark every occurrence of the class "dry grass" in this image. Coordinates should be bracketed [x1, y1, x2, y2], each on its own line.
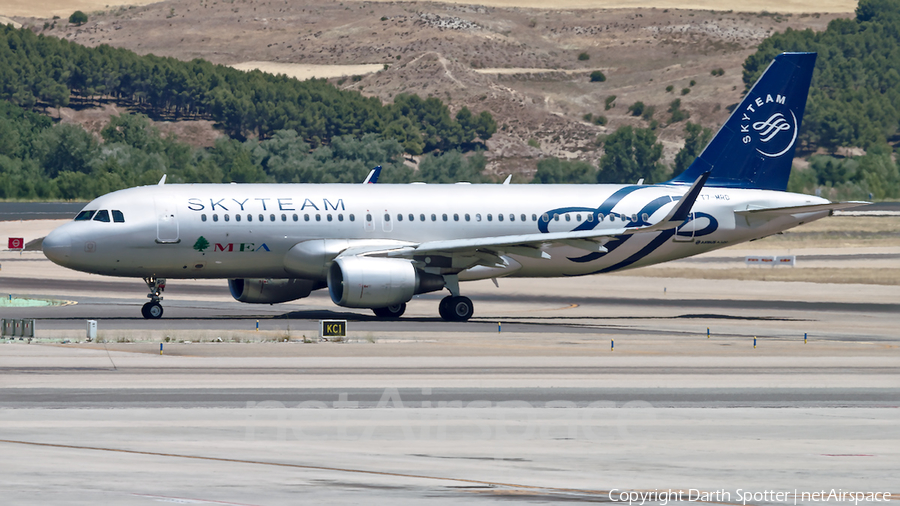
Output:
[2, 0, 160, 18]
[361, 0, 855, 13]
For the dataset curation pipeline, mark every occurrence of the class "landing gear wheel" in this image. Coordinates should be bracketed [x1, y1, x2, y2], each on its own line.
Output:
[372, 303, 406, 319]
[438, 297, 452, 320]
[142, 301, 163, 319]
[439, 296, 473, 322]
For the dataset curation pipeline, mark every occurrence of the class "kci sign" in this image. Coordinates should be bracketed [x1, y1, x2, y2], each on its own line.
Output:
[319, 319, 347, 339]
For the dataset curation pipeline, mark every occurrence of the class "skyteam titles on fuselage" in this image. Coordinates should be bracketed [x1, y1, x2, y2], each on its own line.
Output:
[186, 197, 346, 212]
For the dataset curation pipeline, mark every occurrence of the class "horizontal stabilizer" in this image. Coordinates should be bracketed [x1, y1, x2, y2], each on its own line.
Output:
[735, 201, 870, 218]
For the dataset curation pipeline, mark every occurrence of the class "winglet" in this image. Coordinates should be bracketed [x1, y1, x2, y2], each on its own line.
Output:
[363, 166, 382, 184]
[158, 174, 167, 185]
[641, 171, 710, 232]
[503, 175, 512, 185]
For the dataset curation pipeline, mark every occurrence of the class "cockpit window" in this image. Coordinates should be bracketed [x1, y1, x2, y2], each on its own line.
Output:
[75, 210, 96, 221]
[93, 210, 111, 222]
[112, 210, 125, 223]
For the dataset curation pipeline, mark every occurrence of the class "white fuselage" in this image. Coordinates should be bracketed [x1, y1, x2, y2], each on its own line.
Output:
[43, 183, 830, 281]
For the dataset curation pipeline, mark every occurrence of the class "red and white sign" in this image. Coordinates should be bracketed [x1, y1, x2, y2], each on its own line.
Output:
[8, 237, 24, 250]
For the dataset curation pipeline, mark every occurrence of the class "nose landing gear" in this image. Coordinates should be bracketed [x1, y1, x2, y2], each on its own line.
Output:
[141, 277, 166, 319]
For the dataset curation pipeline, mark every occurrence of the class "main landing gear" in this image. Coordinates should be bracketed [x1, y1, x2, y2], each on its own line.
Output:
[437, 274, 473, 322]
[372, 303, 407, 319]
[141, 276, 166, 319]
[438, 296, 474, 322]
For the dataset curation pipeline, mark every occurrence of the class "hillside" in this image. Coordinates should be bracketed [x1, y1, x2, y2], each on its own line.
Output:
[10, 0, 847, 178]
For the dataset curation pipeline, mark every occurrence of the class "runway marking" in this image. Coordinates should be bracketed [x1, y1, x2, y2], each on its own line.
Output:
[0, 438, 747, 503]
[499, 303, 580, 314]
[131, 493, 259, 505]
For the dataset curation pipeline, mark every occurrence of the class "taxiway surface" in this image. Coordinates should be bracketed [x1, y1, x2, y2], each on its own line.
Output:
[1, 217, 899, 505]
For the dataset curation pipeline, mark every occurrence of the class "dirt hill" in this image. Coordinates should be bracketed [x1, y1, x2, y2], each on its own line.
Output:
[13, 0, 847, 179]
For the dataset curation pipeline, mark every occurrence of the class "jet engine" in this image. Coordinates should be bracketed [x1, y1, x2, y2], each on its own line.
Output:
[327, 257, 444, 308]
[228, 278, 322, 304]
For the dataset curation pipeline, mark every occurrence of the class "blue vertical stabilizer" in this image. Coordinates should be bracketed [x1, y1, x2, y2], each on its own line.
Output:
[666, 52, 817, 191]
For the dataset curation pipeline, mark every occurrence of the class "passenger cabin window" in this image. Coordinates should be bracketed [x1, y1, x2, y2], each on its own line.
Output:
[338, 214, 344, 222]
[201, 214, 207, 222]
[75, 210, 96, 221]
[442, 214, 448, 222]
[293, 214, 299, 222]
[269, 214, 276, 222]
[247, 214, 253, 222]
[419, 214, 425, 221]
[282, 214, 287, 222]
[476, 214, 482, 222]
[112, 210, 125, 223]
[520, 214, 526, 222]
[93, 210, 110, 222]
[258, 214, 264, 222]
[213, 214, 219, 222]
[497, 214, 503, 222]
[224, 214, 230, 222]
[235, 214, 241, 222]
[487, 214, 493, 222]
[327, 214, 333, 222]
[465, 214, 471, 221]
[349, 214, 355, 222]
[431, 214, 437, 222]
[408, 214, 414, 222]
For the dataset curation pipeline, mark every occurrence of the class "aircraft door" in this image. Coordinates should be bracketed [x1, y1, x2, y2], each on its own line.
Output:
[155, 197, 180, 244]
[673, 212, 695, 242]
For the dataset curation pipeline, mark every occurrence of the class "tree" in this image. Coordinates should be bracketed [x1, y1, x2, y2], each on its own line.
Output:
[417, 150, 487, 183]
[628, 101, 645, 117]
[69, 11, 88, 26]
[672, 122, 713, 178]
[598, 126, 665, 184]
[532, 157, 597, 184]
[590, 71, 606, 83]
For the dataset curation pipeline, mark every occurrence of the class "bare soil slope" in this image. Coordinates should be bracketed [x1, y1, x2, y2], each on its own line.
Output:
[13, 0, 848, 178]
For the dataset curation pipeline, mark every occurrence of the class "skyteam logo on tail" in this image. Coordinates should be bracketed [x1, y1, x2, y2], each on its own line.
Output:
[741, 94, 798, 158]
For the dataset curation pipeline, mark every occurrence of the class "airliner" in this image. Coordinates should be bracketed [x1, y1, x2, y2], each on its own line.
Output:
[42, 52, 864, 321]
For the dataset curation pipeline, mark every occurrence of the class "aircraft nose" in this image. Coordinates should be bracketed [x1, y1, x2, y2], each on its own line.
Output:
[42, 229, 72, 265]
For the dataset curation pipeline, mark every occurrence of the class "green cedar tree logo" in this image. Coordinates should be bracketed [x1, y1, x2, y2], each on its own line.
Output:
[193, 236, 210, 252]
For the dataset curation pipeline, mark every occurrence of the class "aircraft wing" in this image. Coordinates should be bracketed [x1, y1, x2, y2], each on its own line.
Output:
[355, 172, 712, 262]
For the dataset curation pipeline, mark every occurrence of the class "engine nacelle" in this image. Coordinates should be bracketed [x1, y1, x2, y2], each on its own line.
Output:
[228, 278, 320, 304]
[327, 257, 444, 308]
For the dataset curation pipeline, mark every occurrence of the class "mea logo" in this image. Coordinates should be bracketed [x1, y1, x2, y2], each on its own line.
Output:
[740, 93, 798, 158]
